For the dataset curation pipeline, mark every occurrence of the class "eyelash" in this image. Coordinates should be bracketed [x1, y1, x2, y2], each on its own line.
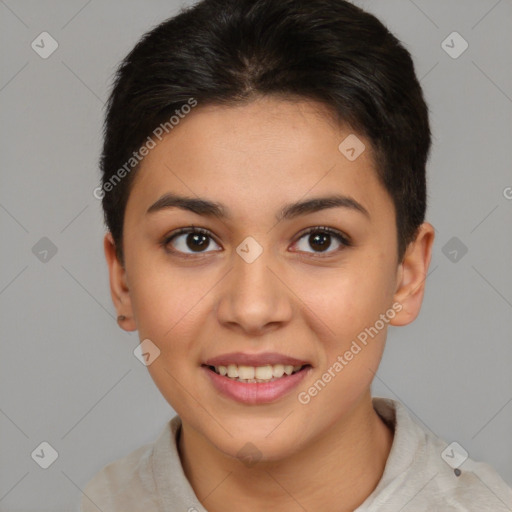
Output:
[160, 225, 352, 259]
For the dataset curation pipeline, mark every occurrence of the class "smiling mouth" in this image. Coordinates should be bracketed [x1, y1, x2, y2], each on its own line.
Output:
[203, 363, 311, 383]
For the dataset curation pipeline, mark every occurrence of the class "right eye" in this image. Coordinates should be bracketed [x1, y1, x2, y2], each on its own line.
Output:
[161, 226, 222, 257]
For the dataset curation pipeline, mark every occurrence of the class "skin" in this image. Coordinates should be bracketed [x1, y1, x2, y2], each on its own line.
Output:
[104, 96, 435, 511]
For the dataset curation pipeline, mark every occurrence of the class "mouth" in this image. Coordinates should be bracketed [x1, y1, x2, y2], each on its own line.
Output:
[201, 352, 313, 404]
[202, 363, 311, 383]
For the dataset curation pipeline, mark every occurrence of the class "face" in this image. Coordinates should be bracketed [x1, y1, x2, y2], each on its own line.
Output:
[105, 96, 433, 462]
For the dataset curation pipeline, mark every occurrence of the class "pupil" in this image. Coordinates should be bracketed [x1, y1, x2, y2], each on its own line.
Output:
[310, 233, 330, 252]
[187, 233, 209, 252]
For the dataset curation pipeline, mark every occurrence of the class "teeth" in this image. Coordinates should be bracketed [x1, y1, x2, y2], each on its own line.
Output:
[212, 363, 305, 382]
[227, 364, 238, 378]
[238, 365, 255, 380]
[255, 365, 273, 380]
[273, 364, 285, 378]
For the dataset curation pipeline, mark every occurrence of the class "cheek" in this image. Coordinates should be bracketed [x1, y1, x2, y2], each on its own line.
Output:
[295, 264, 393, 386]
[128, 264, 210, 411]
[128, 258, 216, 352]
[296, 262, 393, 333]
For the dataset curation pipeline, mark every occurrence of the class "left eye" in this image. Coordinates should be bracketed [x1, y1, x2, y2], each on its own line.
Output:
[292, 227, 350, 254]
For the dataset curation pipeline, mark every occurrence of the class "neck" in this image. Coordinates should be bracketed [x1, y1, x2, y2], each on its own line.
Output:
[178, 391, 394, 512]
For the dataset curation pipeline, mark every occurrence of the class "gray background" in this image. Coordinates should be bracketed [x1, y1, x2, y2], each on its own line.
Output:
[1, 0, 511, 510]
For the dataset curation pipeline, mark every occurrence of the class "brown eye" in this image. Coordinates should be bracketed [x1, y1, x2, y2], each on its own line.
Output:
[307, 232, 331, 252]
[292, 227, 351, 255]
[163, 227, 221, 255]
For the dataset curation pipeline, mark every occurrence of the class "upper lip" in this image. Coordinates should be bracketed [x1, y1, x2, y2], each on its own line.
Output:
[203, 352, 310, 367]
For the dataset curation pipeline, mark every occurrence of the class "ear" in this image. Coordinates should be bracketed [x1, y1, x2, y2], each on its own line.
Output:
[104, 232, 137, 331]
[390, 222, 435, 326]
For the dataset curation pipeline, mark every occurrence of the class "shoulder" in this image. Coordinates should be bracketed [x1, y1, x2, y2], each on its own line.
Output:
[367, 398, 512, 511]
[421, 430, 512, 511]
[80, 420, 175, 512]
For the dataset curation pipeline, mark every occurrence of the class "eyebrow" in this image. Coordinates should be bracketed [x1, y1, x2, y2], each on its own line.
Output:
[146, 192, 370, 221]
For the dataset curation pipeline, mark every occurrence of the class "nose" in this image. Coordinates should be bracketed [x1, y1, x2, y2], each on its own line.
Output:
[216, 246, 293, 336]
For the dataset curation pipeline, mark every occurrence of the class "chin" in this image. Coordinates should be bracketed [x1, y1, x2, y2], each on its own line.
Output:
[208, 426, 306, 466]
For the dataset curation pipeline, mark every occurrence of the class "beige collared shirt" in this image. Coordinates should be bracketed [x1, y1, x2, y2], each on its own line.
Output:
[80, 397, 512, 511]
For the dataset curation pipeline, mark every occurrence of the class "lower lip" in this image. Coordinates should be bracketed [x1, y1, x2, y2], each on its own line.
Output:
[202, 365, 312, 405]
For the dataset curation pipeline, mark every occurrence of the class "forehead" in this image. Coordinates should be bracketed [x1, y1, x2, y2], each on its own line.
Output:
[125, 97, 393, 225]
